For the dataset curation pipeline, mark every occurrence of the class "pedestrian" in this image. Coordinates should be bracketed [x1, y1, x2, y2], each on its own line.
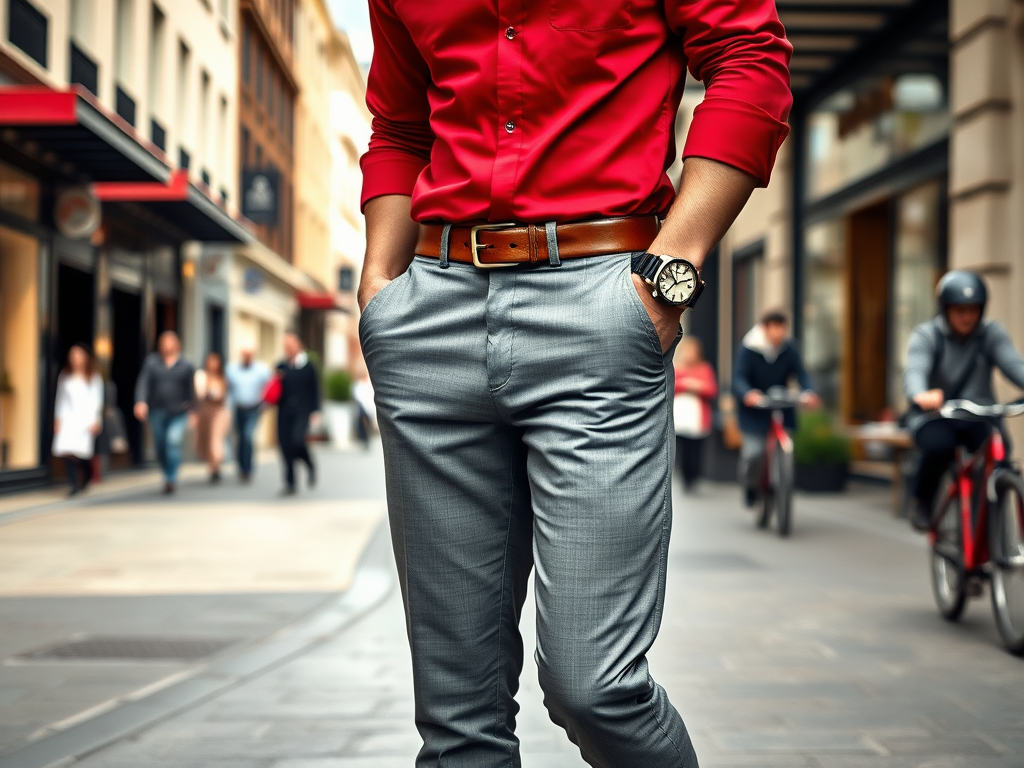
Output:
[358, 1, 792, 764]
[276, 333, 320, 495]
[52, 344, 103, 495]
[133, 331, 195, 494]
[226, 347, 271, 482]
[194, 351, 231, 483]
[674, 337, 718, 493]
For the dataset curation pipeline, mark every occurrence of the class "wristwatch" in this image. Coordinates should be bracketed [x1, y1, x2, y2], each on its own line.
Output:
[631, 252, 705, 308]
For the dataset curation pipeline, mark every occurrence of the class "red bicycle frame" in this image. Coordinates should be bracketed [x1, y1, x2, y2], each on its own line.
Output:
[930, 429, 1005, 571]
[761, 410, 792, 489]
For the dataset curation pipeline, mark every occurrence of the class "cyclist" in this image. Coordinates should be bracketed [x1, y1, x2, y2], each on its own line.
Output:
[903, 270, 1024, 531]
[733, 309, 819, 507]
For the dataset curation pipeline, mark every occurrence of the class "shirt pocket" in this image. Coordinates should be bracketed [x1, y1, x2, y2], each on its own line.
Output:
[549, 0, 632, 31]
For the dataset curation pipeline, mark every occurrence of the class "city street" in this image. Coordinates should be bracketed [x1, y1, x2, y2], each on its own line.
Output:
[1, 446, 1023, 767]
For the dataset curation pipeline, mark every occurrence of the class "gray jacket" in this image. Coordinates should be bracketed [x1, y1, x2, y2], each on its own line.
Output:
[903, 316, 1024, 431]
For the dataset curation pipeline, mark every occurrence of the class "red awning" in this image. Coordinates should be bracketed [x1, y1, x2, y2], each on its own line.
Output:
[296, 291, 347, 311]
[0, 86, 252, 243]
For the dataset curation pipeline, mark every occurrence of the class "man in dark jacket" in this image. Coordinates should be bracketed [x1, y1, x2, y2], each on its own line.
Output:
[133, 331, 196, 494]
[732, 310, 817, 506]
[276, 333, 321, 495]
[903, 271, 1024, 530]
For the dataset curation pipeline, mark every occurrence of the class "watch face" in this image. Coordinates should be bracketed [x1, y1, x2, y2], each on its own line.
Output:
[657, 260, 697, 305]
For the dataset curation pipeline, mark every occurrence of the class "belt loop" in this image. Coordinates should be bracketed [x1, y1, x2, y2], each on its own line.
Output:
[545, 221, 561, 267]
[439, 224, 452, 269]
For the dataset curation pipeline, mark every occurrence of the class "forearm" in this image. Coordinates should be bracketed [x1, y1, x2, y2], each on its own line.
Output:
[359, 194, 419, 310]
[648, 157, 757, 270]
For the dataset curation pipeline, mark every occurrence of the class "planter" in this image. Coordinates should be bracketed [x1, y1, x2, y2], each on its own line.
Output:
[324, 401, 355, 449]
[795, 462, 849, 493]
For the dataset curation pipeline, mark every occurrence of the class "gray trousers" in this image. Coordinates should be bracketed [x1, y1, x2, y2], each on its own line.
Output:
[360, 253, 697, 768]
[739, 433, 767, 490]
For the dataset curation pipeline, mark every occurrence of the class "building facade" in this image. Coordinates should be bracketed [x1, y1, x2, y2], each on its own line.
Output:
[0, 0, 249, 489]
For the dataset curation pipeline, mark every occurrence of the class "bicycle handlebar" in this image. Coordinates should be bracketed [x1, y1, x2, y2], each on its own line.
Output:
[939, 398, 1024, 421]
[749, 386, 811, 410]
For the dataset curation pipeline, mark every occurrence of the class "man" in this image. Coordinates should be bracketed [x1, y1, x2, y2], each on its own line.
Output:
[904, 271, 1024, 531]
[733, 310, 818, 507]
[359, 2, 791, 765]
[276, 333, 320, 495]
[133, 331, 195, 494]
[226, 347, 271, 482]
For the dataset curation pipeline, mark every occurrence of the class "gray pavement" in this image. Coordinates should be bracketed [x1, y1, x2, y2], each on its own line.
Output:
[7, 461, 1024, 767]
[0, 446, 386, 761]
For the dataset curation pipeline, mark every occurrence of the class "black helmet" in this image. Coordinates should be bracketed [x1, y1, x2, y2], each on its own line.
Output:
[937, 270, 987, 312]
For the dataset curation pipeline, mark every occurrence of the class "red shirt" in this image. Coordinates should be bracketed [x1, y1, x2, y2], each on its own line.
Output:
[361, 0, 792, 223]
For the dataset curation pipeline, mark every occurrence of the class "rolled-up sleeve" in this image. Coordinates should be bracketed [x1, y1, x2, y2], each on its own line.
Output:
[667, 0, 793, 187]
[360, 0, 435, 211]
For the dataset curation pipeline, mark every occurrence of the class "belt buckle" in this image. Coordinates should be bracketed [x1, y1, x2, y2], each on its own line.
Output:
[469, 223, 519, 269]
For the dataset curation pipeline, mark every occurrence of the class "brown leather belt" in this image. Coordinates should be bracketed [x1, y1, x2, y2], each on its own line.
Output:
[415, 216, 659, 268]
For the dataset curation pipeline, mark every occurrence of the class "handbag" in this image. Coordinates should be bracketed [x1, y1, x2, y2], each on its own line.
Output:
[673, 393, 709, 439]
[102, 406, 130, 454]
[262, 376, 282, 406]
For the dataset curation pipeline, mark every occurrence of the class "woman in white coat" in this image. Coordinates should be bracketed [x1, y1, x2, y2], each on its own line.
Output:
[52, 345, 104, 495]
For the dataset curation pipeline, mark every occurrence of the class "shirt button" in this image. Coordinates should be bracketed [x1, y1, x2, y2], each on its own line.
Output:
[505, 26, 516, 40]
[505, 120, 515, 133]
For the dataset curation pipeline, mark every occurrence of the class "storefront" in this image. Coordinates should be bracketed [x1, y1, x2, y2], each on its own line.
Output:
[792, 3, 951, 425]
[0, 87, 251, 490]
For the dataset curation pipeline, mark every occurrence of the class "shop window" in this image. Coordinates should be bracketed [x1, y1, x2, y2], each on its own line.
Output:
[803, 219, 846, 414]
[807, 73, 948, 201]
[0, 161, 40, 222]
[69, 41, 98, 95]
[732, 242, 763, 353]
[889, 181, 944, 411]
[7, 0, 47, 68]
[0, 225, 41, 470]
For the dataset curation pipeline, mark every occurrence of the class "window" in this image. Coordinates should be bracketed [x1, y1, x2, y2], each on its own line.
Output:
[176, 39, 190, 137]
[732, 243, 763, 353]
[217, 95, 227, 189]
[114, 0, 134, 85]
[807, 73, 949, 201]
[240, 126, 250, 167]
[255, 45, 263, 102]
[198, 70, 210, 168]
[8, 0, 48, 67]
[115, 85, 136, 126]
[179, 147, 190, 169]
[151, 118, 166, 151]
[242, 22, 251, 84]
[148, 4, 166, 117]
[0, 160, 40, 222]
[0, 223, 41, 470]
[69, 42, 98, 95]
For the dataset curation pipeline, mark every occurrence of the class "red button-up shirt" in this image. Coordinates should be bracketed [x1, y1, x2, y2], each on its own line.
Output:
[361, 0, 792, 224]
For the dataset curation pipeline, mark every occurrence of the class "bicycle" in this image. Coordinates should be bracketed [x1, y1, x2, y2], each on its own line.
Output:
[749, 386, 806, 538]
[930, 397, 1024, 654]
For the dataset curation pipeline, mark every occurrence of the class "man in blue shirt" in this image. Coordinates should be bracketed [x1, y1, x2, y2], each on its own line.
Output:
[733, 310, 818, 506]
[226, 347, 271, 482]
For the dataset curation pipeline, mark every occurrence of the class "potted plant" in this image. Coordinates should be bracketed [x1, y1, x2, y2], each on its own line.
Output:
[323, 369, 354, 448]
[793, 409, 851, 492]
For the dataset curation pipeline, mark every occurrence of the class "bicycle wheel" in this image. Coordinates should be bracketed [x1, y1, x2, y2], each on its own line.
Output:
[931, 482, 967, 621]
[757, 488, 772, 529]
[990, 470, 1024, 654]
[776, 446, 794, 538]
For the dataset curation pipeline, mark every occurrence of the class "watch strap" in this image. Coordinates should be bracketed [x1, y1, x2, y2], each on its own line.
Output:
[631, 251, 662, 282]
